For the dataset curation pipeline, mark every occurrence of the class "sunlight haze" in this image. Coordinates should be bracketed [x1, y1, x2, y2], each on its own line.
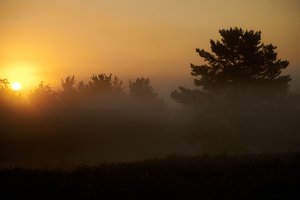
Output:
[1, 0, 299, 96]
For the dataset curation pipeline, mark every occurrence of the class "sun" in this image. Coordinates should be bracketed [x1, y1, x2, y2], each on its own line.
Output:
[11, 82, 22, 91]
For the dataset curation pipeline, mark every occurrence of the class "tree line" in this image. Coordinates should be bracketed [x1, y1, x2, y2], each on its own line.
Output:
[0, 27, 300, 166]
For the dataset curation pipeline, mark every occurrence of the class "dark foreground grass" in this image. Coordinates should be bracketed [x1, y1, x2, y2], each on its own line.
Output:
[1, 153, 300, 199]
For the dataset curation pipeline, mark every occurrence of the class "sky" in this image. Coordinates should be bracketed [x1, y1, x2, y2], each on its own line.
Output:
[0, 0, 300, 97]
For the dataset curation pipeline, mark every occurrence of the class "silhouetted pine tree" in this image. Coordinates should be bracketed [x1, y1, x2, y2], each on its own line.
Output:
[171, 28, 299, 153]
[172, 27, 291, 106]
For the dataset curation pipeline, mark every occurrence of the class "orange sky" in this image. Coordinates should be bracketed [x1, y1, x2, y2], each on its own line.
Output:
[0, 0, 300, 96]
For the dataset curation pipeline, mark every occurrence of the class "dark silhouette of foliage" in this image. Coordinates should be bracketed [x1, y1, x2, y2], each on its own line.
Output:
[172, 27, 291, 105]
[61, 75, 76, 94]
[29, 82, 57, 107]
[77, 80, 87, 91]
[89, 73, 112, 92]
[129, 78, 157, 99]
[0, 79, 21, 106]
[171, 28, 299, 153]
[0, 73, 172, 165]
[129, 77, 166, 113]
[32, 82, 54, 98]
[88, 73, 123, 95]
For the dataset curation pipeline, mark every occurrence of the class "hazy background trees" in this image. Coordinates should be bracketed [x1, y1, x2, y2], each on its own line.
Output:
[0, 73, 173, 167]
[0, 27, 300, 167]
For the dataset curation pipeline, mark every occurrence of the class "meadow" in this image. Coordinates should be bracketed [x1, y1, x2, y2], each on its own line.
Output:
[1, 154, 299, 199]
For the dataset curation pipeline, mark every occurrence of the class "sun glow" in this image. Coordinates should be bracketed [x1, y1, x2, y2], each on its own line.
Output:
[11, 82, 22, 91]
[0, 62, 41, 91]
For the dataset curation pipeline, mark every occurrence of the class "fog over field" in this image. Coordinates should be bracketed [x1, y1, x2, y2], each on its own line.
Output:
[0, 1, 300, 169]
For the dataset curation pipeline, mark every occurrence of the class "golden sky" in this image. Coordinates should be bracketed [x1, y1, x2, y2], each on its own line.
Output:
[0, 0, 300, 94]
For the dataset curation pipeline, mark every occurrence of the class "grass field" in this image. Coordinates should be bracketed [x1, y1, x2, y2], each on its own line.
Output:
[1, 153, 300, 199]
